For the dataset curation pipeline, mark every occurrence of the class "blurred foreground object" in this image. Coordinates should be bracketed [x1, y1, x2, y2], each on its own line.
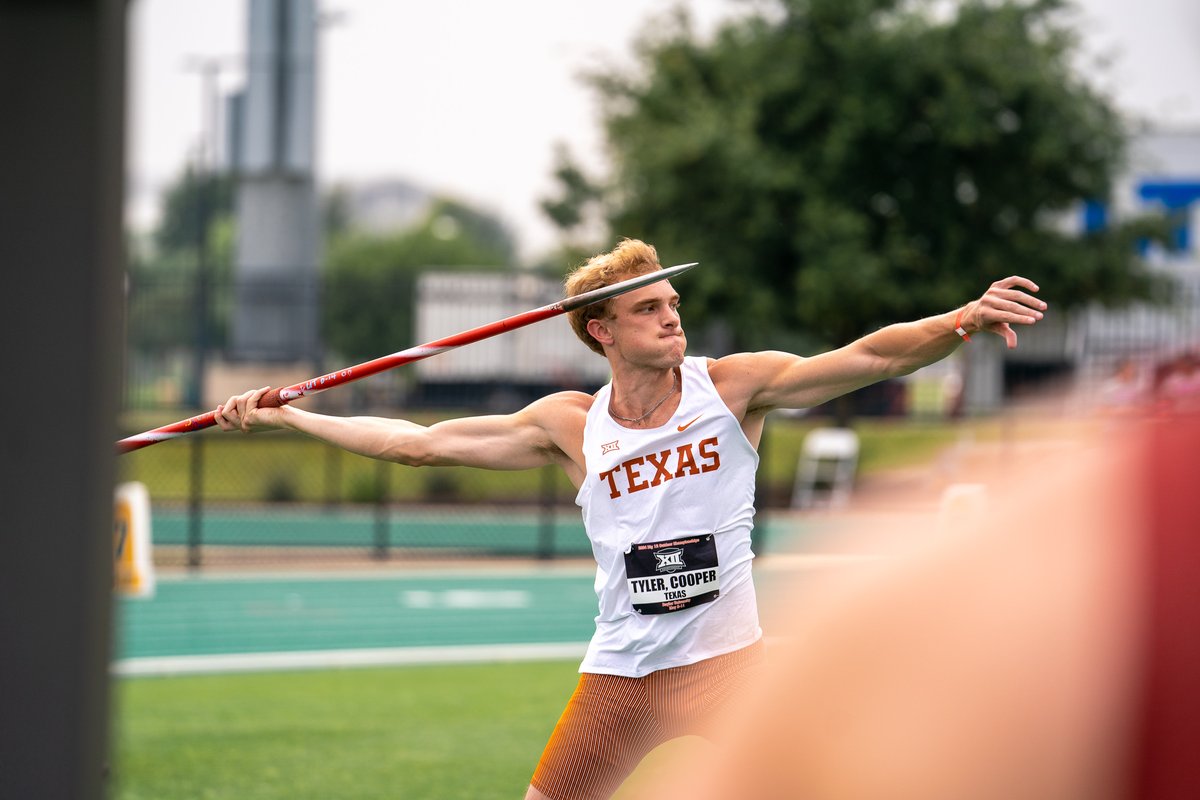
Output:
[631, 405, 1200, 800]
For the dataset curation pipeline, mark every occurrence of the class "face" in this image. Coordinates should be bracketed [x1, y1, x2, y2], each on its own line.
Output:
[590, 280, 686, 367]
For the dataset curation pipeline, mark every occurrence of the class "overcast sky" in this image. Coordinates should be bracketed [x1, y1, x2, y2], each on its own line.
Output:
[126, 0, 1200, 259]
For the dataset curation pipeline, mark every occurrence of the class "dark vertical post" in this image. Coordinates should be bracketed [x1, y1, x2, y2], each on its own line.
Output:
[0, 2, 125, 798]
[189, 165, 211, 409]
[186, 162, 210, 571]
[187, 436, 205, 569]
[324, 444, 342, 509]
[537, 464, 558, 560]
[373, 459, 391, 559]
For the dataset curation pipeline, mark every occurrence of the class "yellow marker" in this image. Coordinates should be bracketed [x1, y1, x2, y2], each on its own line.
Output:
[113, 482, 155, 597]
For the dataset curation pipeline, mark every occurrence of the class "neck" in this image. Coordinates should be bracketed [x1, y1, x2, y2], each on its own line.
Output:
[609, 367, 679, 425]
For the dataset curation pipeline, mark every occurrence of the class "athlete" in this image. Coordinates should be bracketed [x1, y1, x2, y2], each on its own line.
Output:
[215, 238, 1047, 800]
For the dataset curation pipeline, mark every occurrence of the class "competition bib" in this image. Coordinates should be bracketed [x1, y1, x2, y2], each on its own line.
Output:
[624, 534, 720, 615]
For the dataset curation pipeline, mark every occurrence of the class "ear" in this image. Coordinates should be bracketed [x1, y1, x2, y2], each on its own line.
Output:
[586, 317, 615, 349]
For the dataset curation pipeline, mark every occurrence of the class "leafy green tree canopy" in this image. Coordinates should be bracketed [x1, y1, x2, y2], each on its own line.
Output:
[322, 197, 516, 361]
[152, 167, 236, 263]
[562, 0, 1165, 349]
[128, 167, 235, 351]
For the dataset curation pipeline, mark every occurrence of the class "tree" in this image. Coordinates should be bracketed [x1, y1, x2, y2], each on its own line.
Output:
[153, 167, 235, 257]
[553, 0, 1169, 351]
[128, 166, 235, 351]
[322, 197, 515, 361]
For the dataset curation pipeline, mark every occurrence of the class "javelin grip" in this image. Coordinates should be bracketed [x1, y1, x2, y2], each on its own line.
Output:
[258, 387, 287, 410]
[115, 261, 698, 454]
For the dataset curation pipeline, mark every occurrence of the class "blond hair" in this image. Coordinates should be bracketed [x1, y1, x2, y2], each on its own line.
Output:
[564, 239, 661, 356]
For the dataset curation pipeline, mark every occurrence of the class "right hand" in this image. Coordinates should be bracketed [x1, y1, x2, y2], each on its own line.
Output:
[961, 275, 1046, 349]
[215, 386, 286, 433]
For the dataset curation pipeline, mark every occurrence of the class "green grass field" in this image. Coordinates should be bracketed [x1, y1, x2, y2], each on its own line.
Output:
[111, 660, 582, 800]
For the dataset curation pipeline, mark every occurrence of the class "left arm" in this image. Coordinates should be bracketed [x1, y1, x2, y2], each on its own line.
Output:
[713, 276, 1045, 414]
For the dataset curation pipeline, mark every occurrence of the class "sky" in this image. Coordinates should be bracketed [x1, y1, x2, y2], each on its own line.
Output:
[126, 0, 1200, 260]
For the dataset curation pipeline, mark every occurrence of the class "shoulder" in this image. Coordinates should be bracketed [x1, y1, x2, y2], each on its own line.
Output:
[707, 351, 800, 385]
[531, 390, 596, 412]
[520, 390, 595, 429]
[523, 391, 595, 476]
[707, 351, 805, 416]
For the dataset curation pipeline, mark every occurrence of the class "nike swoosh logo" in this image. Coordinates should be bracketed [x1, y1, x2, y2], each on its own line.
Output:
[677, 415, 703, 432]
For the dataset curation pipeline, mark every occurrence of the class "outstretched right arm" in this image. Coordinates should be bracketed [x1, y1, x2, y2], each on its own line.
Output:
[215, 387, 589, 478]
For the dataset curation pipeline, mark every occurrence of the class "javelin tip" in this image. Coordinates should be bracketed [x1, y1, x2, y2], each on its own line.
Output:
[560, 260, 700, 311]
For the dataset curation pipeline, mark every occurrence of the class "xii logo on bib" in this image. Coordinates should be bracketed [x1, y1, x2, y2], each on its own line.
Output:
[624, 534, 720, 615]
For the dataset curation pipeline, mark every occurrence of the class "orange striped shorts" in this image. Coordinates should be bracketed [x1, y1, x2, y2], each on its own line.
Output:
[530, 640, 765, 800]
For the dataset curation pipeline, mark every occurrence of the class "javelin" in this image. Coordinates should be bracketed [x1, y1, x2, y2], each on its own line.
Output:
[116, 261, 699, 454]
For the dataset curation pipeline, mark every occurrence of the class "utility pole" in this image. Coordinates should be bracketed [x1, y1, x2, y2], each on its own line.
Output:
[182, 55, 237, 569]
[182, 54, 240, 409]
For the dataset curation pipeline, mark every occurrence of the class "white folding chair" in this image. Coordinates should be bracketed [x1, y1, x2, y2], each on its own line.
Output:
[791, 427, 860, 509]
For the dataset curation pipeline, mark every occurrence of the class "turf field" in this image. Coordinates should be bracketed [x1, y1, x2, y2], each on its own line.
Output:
[147, 506, 594, 555]
[115, 569, 600, 664]
[111, 660, 580, 800]
[108, 561, 829, 798]
[109, 566, 711, 797]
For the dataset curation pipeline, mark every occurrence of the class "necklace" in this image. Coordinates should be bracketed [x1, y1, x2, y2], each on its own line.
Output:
[610, 371, 678, 424]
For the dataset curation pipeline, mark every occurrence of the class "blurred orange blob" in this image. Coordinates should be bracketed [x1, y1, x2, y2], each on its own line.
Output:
[625, 407, 1200, 800]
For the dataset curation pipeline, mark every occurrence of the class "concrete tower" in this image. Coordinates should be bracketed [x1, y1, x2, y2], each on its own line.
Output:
[231, 0, 320, 363]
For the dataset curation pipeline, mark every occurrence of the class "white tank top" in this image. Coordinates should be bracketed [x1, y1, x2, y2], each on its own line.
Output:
[576, 356, 763, 677]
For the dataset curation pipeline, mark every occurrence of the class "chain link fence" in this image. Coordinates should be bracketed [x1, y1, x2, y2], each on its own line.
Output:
[119, 270, 1200, 569]
[119, 270, 606, 568]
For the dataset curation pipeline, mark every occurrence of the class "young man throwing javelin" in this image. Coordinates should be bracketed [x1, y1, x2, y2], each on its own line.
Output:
[216, 238, 1046, 800]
